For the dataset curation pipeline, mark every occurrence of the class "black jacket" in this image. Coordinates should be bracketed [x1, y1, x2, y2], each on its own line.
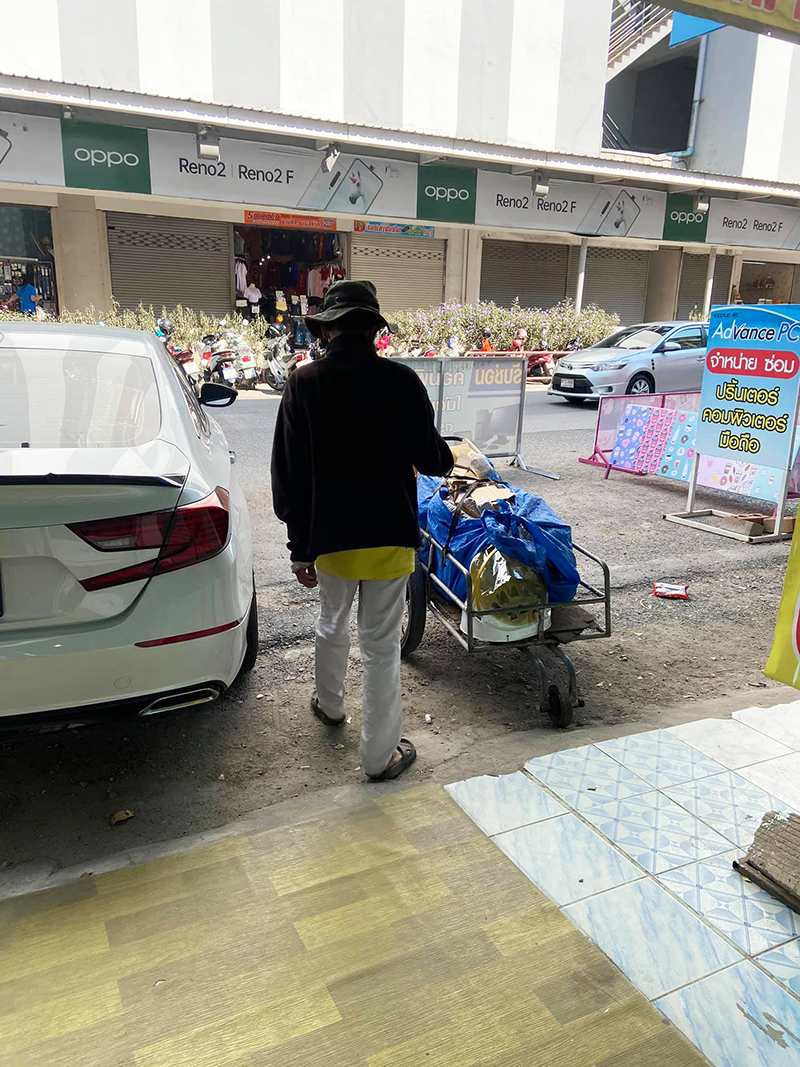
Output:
[271, 335, 453, 561]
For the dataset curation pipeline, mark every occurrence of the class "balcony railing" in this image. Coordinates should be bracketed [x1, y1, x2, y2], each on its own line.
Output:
[608, 1, 672, 66]
[602, 112, 632, 151]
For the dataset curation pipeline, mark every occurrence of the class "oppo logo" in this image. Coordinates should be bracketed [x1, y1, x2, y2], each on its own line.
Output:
[424, 185, 470, 202]
[73, 148, 140, 168]
[671, 209, 703, 225]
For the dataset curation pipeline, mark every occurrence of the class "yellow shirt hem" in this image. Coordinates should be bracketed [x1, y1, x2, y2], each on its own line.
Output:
[316, 547, 415, 581]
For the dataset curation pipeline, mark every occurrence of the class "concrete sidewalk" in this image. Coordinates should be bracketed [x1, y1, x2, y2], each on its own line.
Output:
[0, 784, 707, 1067]
[448, 701, 800, 1066]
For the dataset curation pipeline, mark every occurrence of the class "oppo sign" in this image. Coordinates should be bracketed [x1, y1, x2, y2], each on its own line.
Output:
[416, 164, 476, 223]
[424, 184, 470, 202]
[73, 147, 140, 168]
[61, 120, 151, 193]
[663, 193, 708, 241]
[671, 209, 705, 225]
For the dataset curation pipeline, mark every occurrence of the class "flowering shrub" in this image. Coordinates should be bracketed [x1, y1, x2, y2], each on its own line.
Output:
[0, 301, 264, 353]
[392, 299, 619, 352]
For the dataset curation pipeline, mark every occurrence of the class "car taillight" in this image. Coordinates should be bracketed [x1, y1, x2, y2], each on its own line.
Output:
[69, 488, 231, 592]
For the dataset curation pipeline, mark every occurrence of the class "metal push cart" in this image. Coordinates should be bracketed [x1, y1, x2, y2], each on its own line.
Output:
[401, 527, 612, 729]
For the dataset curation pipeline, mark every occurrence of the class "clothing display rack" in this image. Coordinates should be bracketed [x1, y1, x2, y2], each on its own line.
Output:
[233, 224, 345, 338]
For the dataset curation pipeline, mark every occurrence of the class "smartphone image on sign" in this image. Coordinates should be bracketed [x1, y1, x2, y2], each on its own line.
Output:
[781, 214, 800, 250]
[299, 157, 384, 213]
[299, 162, 348, 211]
[579, 190, 641, 237]
[326, 161, 384, 213]
[0, 128, 12, 167]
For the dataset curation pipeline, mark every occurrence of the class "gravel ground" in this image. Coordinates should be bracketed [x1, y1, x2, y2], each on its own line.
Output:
[0, 386, 792, 876]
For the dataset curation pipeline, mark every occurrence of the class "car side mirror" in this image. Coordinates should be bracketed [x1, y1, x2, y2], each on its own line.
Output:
[199, 382, 237, 407]
[661, 341, 681, 353]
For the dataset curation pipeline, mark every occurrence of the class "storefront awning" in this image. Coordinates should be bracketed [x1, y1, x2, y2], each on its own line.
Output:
[668, 1, 800, 46]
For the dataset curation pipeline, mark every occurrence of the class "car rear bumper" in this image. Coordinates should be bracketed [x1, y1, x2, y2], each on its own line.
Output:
[0, 610, 248, 718]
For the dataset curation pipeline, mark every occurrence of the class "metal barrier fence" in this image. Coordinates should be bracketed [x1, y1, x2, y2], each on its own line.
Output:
[398, 356, 528, 466]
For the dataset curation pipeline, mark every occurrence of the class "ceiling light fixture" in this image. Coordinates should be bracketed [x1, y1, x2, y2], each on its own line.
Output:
[197, 126, 220, 161]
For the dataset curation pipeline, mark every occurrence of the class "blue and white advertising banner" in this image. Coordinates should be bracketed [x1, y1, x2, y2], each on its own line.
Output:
[698, 305, 800, 471]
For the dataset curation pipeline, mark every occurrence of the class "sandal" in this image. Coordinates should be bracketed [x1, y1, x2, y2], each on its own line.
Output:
[368, 739, 417, 782]
[311, 693, 346, 727]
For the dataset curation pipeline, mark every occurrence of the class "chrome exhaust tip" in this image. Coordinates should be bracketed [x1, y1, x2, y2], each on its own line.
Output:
[139, 686, 221, 716]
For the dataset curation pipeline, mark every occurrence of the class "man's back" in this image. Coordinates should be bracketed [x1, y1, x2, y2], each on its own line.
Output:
[271, 333, 452, 562]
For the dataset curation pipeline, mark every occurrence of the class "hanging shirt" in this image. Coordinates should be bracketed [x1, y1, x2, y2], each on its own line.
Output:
[16, 283, 36, 314]
[235, 261, 248, 293]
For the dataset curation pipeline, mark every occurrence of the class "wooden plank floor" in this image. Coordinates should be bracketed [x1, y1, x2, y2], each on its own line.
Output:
[0, 785, 710, 1066]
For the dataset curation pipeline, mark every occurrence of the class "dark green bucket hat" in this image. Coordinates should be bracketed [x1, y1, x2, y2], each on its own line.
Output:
[304, 279, 396, 339]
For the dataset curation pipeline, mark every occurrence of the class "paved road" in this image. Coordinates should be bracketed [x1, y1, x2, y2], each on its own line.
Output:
[2, 382, 790, 883]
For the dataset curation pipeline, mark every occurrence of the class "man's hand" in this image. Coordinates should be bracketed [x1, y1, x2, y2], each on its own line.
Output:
[294, 564, 318, 589]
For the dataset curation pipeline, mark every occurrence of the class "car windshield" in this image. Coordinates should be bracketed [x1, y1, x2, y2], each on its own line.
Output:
[0, 348, 161, 448]
[592, 325, 673, 350]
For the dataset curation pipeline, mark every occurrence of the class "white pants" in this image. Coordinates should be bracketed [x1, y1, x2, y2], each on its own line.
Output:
[315, 570, 407, 777]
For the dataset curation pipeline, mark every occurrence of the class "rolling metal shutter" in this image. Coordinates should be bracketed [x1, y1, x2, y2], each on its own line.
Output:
[106, 212, 233, 316]
[676, 253, 733, 318]
[480, 240, 569, 308]
[349, 233, 445, 313]
[567, 247, 650, 325]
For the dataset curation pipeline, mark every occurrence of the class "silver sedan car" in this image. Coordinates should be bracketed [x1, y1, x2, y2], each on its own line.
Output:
[549, 321, 709, 404]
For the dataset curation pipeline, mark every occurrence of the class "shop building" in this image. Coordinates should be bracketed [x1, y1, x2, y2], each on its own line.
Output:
[4, 2, 800, 329]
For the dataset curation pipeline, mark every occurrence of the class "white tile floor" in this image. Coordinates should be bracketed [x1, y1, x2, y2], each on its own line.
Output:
[446, 702, 800, 1067]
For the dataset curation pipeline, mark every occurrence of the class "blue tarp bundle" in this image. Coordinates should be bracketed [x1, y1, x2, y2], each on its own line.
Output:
[417, 475, 580, 605]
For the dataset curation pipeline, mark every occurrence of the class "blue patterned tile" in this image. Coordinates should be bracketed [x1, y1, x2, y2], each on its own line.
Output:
[566, 877, 741, 1000]
[445, 771, 565, 837]
[576, 790, 733, 873]
[493, 813, 641, 905]
[758, 940, 800, 997]
[665, 771, 794, 850]
[659, 851, 800, 955]
[596, 729, 727, 788]
[524, 744, 651, 807]
[657, 960, 800, 1065]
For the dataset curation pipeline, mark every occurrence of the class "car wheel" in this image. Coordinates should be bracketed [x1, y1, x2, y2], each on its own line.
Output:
[564, 397, 585, 405]
[627, 373, 654, 396]
[240, 586, 259, 673]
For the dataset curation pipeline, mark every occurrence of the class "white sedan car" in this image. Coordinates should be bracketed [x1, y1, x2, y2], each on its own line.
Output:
[549, 321, 709, 404]
[0, 322, 256, 721]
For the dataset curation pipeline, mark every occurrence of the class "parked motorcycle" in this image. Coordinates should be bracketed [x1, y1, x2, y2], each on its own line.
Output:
[174, 348, 203, 393]
[261, 323, 296, 392]
[156, 318, 203, 394]
[200, 327, 242, 388]
[235, 345, 260, 389]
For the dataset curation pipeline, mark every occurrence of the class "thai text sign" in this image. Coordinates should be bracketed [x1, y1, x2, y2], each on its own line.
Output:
[697, 305, 800, 471]
[401, 357, 526, 458]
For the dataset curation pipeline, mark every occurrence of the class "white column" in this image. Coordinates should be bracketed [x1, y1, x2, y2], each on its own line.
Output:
[702, 246, 717, 318]
[51, 194, 113, 313]
[443, 229, 466, 303]
[464, 230, 483, 304]
[730, 254, 743, 301]
[574, 237, 588, 312]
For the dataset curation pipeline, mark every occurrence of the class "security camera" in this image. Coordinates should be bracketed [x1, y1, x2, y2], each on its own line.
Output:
[321, 143, 341, 173]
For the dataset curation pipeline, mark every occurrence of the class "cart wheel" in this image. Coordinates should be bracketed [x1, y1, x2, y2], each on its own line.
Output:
[546, 684, 573, 729]
[401, 559, 427, 659]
